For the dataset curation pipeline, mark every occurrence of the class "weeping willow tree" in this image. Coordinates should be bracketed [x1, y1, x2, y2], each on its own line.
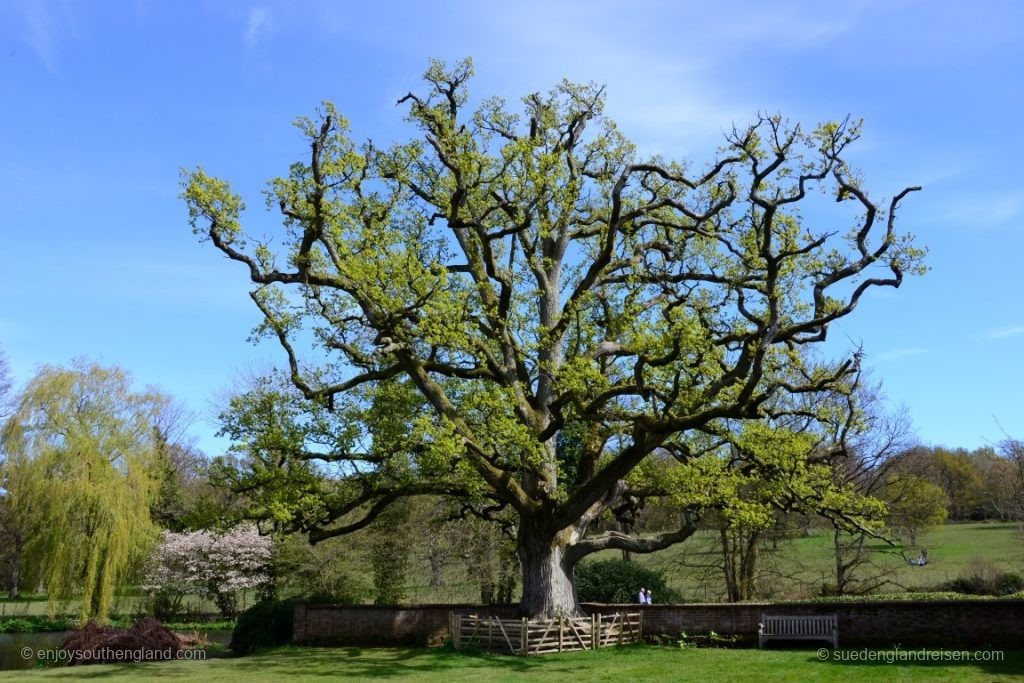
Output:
[0, 361, 169, 621]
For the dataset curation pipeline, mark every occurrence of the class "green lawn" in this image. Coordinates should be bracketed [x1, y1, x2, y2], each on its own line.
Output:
[3, 645, 1022, 682]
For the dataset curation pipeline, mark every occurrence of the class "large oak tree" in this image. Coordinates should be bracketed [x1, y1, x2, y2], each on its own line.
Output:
[185, 60, 924, 617]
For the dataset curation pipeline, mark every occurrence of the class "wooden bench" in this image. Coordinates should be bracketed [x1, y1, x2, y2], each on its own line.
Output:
[758, 614, 838, 649]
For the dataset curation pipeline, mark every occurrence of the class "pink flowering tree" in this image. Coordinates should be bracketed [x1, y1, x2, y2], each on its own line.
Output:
[143, 524, 274, 617]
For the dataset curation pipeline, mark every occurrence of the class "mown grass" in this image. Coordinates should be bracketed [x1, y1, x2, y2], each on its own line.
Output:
[2, 644, 1021, 682]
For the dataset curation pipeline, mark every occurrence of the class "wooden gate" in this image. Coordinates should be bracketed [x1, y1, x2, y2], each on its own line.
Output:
[450, 612, 642, 655]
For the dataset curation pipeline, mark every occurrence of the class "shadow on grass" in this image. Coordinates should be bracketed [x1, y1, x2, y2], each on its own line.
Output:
[17, 646, 605, 679]
[223, 645, 586, 678]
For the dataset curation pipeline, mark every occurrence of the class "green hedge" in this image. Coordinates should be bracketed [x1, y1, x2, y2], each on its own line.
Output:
[0, 616, 236, 633]
[805, 591, 1024, 603]
[230, 600, 295, 656]
[575, 559, 682, 604]
[0, 616, 75, 633]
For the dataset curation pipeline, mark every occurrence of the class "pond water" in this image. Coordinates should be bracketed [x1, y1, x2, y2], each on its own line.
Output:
[0, 630, 232, 671]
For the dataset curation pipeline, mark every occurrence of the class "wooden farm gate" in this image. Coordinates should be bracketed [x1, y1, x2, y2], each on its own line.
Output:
[449, 611, 642, 655]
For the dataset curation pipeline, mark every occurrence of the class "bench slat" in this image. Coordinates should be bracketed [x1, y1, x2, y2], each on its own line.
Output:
[758, 614, 837, 649]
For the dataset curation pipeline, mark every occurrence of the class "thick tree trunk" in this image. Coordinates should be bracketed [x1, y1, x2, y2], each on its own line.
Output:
[428, 547, 446, 587]
[798, 514, 813, 537]
[7, 554, 20, 600]
[834, 529, 847, 595]
[7, 533, 23, 600]
[517, 518, 580, 618]
[740, 531, 759, 600]
[721, 528, 739, 602]
[722, 527, 760, 601]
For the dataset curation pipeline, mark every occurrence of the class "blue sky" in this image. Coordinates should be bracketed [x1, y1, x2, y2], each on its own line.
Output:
[1, 0, 1022, 455]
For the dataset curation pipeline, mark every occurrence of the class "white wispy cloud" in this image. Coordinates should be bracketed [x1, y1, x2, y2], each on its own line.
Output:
[978, 325, 1024, 341]
[872, 347, 929, 362]
[244, 7, 271, 49]
[16, 0, 88, 74]
[22, 0, 58, 73]
[327, 0, 872, 156]
[930, 189, 1024, 229]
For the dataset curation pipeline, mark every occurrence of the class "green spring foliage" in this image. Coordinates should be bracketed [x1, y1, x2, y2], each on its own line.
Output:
[575, 559, 683, 604]
[1, 361, 169, 622]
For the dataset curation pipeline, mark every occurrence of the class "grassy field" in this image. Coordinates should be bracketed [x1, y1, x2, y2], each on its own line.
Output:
[639, 521, 1024, 602]
[3, 644, 1022, 682]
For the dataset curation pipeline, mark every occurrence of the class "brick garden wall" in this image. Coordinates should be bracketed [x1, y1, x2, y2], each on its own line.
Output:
[293, 600, 1024, 648]
[587, 601, 1024, 648]
[292, 603, 519, 646]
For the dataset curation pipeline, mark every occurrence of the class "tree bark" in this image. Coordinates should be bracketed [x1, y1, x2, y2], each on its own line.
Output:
[517, 517, 580, 617]
[428, 547, 445, 588]
[721, 527, 760, 601]
[740, 530, 759, 600]
[834, 529, 845, 594]
[721, 528, 739, 602]
[617, 519, 634, 563]
[7, 532, 23, 600]
[7, 552, 20, 600]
